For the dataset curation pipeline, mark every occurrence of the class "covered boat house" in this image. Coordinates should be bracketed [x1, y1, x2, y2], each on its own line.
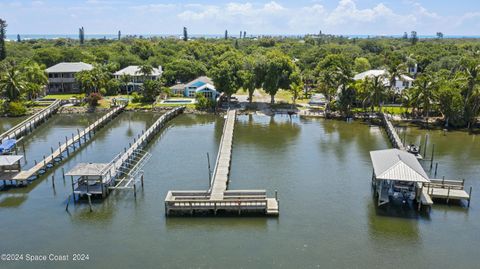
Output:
[66, 163, 115, 199]
[370, 149, 430, 207]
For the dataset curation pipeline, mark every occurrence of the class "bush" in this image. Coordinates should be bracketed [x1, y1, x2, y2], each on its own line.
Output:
[86, 93, 102, 107]
[6, 101, 28, 116]
[106, 79, 120, 96]
[131, 92, 142, 103]
[195, 93, 216, 110]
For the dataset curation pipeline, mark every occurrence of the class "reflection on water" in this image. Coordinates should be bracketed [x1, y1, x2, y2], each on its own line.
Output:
[1, 113, 480, 268]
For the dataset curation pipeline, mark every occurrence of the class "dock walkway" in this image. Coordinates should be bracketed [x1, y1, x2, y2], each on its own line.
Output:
[380, 113, 405, 150]
[209, 109, 236, 200]
[11, 105, 125, 182]
[69, 106, 185, 198]
[0, 100, 62, 143]
[165, 110, 279, 216]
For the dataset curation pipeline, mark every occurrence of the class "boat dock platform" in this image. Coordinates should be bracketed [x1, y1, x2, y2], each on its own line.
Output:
[67, 106, 185, 199]
[6, 105, 125, 184]
[0, 99, 62, 143]
[165, 110, 279, 216]
[418, 179, 472, 210]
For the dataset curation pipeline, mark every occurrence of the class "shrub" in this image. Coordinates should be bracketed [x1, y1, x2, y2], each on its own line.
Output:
[195, 93, 216, 110]
[106, 79, 120, 96]
[131, 92, 142, 103]
[86, 93, 102, 107]
[6, 101, 28, 116]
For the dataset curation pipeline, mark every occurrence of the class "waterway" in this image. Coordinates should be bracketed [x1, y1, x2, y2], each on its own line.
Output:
[0, 113, 478, 268]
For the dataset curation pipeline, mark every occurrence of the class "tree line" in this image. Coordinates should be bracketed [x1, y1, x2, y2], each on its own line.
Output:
[0, 20, 479, 128]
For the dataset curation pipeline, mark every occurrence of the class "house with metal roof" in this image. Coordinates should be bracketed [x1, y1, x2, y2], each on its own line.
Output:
[113, 65, 163, 92]
[370, 148, 430, 206]
[45, 62, 93, 93]
[182, 76, 219, 100]
[354, 69, 414, 94]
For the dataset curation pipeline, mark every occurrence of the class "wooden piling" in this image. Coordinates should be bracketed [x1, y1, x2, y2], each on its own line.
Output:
[51, 175, 55, 189]
[87, 193, 93, 212]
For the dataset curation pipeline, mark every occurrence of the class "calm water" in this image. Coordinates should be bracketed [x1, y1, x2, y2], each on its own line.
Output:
[0, 113, 479, 269]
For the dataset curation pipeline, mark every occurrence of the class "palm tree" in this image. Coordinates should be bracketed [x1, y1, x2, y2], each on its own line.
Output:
[75, 70, 94, 94]
[23, 61, 48, 100]
[138, 64, 154, 82]
[0, 60, 26, 101]
[385, 62, 408, 103]
[367, 75, 387, 112]
[412, 73, 437, 128]
[460, 58, 480, 128]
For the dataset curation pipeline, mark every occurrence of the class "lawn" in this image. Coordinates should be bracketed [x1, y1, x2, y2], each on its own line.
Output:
[43, 93, 85, 100]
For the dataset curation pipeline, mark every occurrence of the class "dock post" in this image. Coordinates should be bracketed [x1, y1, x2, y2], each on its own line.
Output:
[423, 134, 428, 157]
[207, 153, 212, 186]
[72, 134, 76, 150]
[71, 176, 76, 203]
[87, 193, 93, 212]
[66, 195, 70, 212]
[52, 175, 55, 189]
[43, 155, 46, 166]
[62, 167, 65, 181]
[141, 174, 144, 188]
[430, 144, 435, 170]
[133, 181, 137, 199]
[447, 186, 451, 204]
[468, 187, 472, 207]
[434, 163, 438, 178]
[22, 143, 26, 161]
[77, 129, 81, 146]
[51, 147, 54, 155]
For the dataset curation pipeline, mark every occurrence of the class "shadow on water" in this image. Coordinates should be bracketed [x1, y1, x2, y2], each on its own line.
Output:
[164, 215, 269, 230]
[0, 194, 28, 207]
[367, 200, 422, 242]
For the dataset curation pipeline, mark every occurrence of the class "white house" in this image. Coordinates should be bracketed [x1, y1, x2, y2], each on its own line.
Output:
[45, 62, 93, 93]
[114, 65, 162, 92]
[353, 69, 414, 94]
[170, 76, 219, 100]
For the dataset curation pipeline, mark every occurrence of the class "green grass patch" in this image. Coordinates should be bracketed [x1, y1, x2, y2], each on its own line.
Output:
[43, 93, 85, 100]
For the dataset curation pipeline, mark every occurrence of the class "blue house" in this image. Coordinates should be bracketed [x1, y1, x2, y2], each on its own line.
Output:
[183, 76, 220, 100]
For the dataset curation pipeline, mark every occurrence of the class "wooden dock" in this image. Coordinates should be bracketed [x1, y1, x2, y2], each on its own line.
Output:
[380, 113, 405, 150]
[0, 100, 62, 143]
[165, 110, 279, 216]
[10, 105, 125, 182]
[419, 179, 472, 208]
[68, 106, 185, 199]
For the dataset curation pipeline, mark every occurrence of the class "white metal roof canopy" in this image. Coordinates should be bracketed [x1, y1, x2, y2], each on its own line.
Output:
[370, 149, 430, 183]
[0, 155, 23, 166]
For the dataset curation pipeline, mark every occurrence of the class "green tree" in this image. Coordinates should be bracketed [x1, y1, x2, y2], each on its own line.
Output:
[0, 18, 7, 60]
[0, 60, 26, 101]
[262, 50, 295, 104]
[23, 61, 48, 100]
[210, 51, 243, 102]
[411, 73, 438, 126]
[353, 57, 371, 73]
[142, 80, 161, 102]
[239, 56, 257, 104]
[289, 66, 304, 105]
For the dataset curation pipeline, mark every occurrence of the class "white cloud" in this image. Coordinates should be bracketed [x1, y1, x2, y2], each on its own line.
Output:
[3, 0, 480, 36]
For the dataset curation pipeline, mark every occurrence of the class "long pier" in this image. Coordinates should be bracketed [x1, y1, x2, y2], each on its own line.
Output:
[68, 106, 185, 199]
[10, 105, 125, 183]
[165, 110, 279, 216]
[0, 100, 63, 143]
[380, 113, 405, 150]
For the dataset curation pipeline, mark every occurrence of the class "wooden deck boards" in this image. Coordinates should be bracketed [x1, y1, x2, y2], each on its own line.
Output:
[11, 105, 125, 181]
[0, 100, 62, 143]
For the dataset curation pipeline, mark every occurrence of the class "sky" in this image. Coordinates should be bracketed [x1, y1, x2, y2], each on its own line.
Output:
[1, 0, 480, 36]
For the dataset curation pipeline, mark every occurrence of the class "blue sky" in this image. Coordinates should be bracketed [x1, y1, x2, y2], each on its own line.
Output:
[1, 0, 479, 35]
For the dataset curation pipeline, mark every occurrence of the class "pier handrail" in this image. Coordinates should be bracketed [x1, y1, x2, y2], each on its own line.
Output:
[0, 99, 62, 142]
[208, 109, 234, 193]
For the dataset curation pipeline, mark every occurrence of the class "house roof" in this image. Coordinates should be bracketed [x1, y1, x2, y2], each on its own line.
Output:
[113, 65, 163, 77]
[354, 69, 414, 83]
[370, 149, 430, 182]
[45, 62, 93, 73]
[0, 155, 23, 166]
[185, 76, 213, 88]
[196, 83, 216, 92]
[170, 83, 186, 91]
[65, 163, 110, 176]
